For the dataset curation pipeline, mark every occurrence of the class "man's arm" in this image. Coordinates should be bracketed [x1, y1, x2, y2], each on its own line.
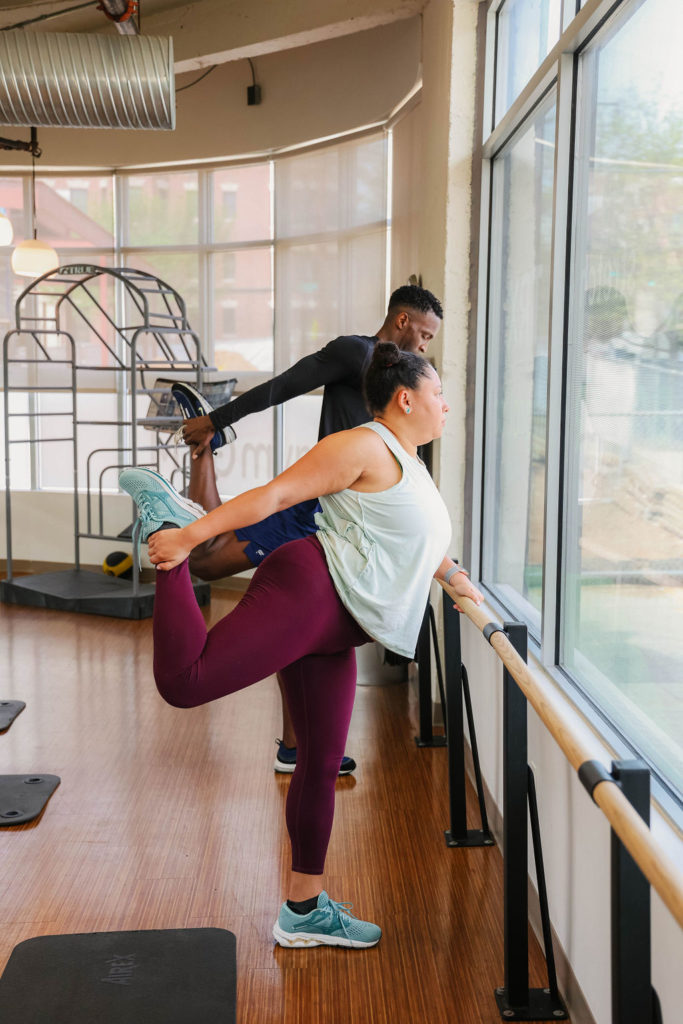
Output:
[183, 337, 365, 455]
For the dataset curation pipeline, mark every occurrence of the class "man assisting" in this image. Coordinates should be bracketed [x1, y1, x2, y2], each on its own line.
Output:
[171, 285, 443, 773]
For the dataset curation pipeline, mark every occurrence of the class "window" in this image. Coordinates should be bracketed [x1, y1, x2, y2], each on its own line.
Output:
[479, 0, 683, 800]
[221, 252, 237, 283]
[211, 248, 273, 372]
[38, 176, 114, 247]
[124, 170, 198, 246]
[0, 132, 389, 503]
[221, 304, 237, 336]
[562, 0, 683, 795]
[212, 164, 271, 244]
[483, 93, 556, 633]
[275, 136, 388, 367]
[495, 0, 562, 124]
[222, 190, 237, 222]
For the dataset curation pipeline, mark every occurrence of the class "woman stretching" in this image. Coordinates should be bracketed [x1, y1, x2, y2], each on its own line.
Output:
[120, 342, 483, 948]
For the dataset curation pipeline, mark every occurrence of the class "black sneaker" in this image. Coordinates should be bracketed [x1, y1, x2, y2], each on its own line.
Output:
[274, 739, 356, 776]
[170, 380, 236, 453]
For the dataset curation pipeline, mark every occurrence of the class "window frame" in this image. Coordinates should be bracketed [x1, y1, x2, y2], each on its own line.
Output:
[473, 0, 682, 817]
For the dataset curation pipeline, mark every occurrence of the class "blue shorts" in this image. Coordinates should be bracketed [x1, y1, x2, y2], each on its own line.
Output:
[235, 498, 321, 566]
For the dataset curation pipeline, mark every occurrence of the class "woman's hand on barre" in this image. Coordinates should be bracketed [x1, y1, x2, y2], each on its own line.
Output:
[448, 570, 484, 612]
[148, 527, 193, 571]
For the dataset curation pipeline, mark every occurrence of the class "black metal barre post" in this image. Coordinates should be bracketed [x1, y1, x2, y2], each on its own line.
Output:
[611, 760, 660, 1024]
[494, 621, 567, 1022]
[579, 759, 662, 1024]
[414, 600, 446, 748]
[441, 588, 494, 848]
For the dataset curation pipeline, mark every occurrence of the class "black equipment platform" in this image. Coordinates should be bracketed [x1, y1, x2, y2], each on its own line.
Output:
[0, 570, 210, 620]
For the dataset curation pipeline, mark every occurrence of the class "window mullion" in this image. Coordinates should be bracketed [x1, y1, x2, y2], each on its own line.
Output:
[468, 155, 492, 581]
[541, 53, 576, 667]
[198, 167, 210, 371]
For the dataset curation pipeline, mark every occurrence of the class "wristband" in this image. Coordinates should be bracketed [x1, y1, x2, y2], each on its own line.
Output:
[443, 565, 462, 585]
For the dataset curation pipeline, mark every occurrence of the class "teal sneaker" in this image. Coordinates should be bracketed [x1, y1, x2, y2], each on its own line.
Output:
[119, 467, 206, 543]
[272, 891, 381, 949]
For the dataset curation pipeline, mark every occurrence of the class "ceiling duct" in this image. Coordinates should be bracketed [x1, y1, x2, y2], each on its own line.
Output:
[0, 31, 175, 131]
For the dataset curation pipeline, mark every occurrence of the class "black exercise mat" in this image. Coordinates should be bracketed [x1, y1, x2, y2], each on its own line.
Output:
[0, 700, 25, 731]
[0, 774, 60, 825]
[0, 928, 236, 1024]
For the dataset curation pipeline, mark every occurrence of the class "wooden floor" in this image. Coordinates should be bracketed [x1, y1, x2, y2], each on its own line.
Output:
[0, 587, 550, 1023]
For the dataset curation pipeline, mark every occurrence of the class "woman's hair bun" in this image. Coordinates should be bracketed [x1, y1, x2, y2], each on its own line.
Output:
[364, 340, 431, 415]
[373, 341, 400, 369]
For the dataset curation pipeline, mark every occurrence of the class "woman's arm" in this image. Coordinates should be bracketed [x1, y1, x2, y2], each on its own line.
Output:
[148, 428, 378, 569]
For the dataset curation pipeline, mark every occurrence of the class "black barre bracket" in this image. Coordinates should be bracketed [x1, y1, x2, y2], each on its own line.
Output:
[578, 759, 613, 802]
[484, 622, 507, 644]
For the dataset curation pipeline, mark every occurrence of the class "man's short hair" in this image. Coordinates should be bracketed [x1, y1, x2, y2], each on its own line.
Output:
[388, 285, 443, 321]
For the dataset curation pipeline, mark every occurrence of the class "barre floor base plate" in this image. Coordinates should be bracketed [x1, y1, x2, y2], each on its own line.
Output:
[0, 700, 26, 732]
[0, 774, 60, 826]
[0, 928, 237, 1024]
[0, 570, 210, 620]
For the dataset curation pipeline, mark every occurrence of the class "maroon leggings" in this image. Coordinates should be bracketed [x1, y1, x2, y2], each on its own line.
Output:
[152, 535, 370, 875]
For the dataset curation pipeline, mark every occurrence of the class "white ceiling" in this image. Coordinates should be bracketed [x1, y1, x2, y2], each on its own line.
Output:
[0, 0, 423, 73]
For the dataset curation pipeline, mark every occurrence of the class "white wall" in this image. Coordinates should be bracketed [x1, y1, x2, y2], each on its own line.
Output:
[418, 0, 478, 560]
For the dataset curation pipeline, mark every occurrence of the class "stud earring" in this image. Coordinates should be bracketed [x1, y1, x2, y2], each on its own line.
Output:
[405, 406, 411, 414]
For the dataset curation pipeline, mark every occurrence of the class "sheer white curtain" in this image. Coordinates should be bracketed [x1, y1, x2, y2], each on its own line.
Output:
[390, 103, 422, 289]
[274, 134, 388, 370]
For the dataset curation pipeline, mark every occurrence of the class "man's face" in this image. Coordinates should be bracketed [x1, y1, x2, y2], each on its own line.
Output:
[393, 309, 442, 354]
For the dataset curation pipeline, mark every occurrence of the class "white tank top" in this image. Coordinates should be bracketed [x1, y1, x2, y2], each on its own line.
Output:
[315, 421, 452, 657]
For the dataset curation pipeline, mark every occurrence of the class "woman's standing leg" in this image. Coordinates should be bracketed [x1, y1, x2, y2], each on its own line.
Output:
[280, 648, 358, 883]
[272, 647, 382, 949]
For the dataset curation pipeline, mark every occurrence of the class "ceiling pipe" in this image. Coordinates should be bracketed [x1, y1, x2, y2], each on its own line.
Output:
[98, 0, 140, 36]
[0, 30, 175, 130]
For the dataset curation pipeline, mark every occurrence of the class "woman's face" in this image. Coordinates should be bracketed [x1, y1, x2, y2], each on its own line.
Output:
[407, 367, 449, 440]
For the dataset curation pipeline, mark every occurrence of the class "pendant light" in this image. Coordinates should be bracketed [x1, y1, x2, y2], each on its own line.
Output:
[11, 129, 58, 278]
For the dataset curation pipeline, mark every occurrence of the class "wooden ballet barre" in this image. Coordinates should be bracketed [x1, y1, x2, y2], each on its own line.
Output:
[437, 579, 683, 931]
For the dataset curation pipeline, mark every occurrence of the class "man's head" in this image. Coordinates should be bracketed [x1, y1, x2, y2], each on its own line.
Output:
[383, 285, 443, 354]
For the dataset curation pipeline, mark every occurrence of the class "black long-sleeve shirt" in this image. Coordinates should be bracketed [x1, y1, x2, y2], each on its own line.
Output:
[208, 335, 378, 441]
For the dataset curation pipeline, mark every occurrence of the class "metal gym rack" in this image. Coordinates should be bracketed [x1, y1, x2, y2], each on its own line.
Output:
[1, 262, 229, 618]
